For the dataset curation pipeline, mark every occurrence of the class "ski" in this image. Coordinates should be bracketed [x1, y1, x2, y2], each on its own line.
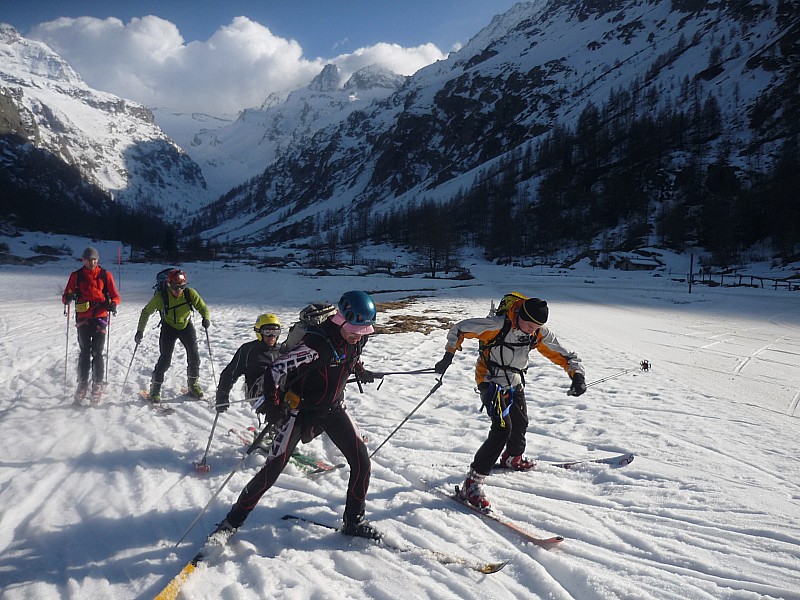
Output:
[544, 452, 634, 470]
[227, 427, 341, 474]
[153, 550, 203, 600]
[155, 526, 236, 599]
[291, 452, 343, 474]
[434, 486, 563, 549]
[281, 514, 508, 574]
[139, 390, 176, 415]
[492, 452, 635, 471]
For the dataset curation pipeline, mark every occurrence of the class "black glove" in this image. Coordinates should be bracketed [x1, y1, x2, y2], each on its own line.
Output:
[253, 387, 280, 415]
[434, 352, 454, 374]
[134, 331, 143, 344]
[568, 372, 587, 396]
[64, 293, 77, 303]
[107, 301, 117, 315]
[357, 367, 375, 384]
[202, 318, 211, 329]
[215, 391, 229, 413]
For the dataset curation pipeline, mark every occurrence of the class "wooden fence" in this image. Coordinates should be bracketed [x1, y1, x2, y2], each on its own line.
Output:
[691, 272, 799, 290]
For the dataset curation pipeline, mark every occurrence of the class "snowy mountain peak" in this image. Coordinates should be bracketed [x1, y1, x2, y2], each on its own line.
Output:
[308, 64, 341, 92]
[0, 23, 83, 86]
[0, 23, 21, 44]
[343, 65, 407, 91]
[0, 28, 214, 224]
[175, 63, 405, 194]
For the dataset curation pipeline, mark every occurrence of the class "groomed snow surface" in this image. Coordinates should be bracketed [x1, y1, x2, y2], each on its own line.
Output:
[1, 248, 799, 599]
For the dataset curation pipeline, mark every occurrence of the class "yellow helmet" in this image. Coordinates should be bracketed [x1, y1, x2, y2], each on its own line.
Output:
[254, 313, 281, 341]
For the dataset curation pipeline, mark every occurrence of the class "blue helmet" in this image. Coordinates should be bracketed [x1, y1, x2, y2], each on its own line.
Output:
[338, 291, 376, 326]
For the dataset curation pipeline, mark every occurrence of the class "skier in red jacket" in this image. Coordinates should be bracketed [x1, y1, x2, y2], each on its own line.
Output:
[62, 247, 120, 402]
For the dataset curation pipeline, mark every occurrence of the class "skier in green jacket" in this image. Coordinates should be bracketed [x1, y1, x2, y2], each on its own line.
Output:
[135, 269, 211, 402]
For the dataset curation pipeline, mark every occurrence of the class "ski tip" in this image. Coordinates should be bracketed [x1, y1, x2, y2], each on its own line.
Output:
[480, 560, 509, 574]
[537, 536, 565, 548]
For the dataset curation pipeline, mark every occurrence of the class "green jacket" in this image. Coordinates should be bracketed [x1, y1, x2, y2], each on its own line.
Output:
[137, 287, 210, 332]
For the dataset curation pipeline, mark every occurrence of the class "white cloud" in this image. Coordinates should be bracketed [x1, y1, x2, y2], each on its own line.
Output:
[28, 16, 445, 116]
[331, 42, 446, 83]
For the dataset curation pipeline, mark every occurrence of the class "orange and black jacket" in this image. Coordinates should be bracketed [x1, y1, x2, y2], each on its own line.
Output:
[443, 300, 584, 389]
[62, 266, 121, 319]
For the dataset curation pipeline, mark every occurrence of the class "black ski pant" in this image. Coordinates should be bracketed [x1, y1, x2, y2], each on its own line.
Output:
[152, 322, 200, 383]
[76, 317, 107, 384]
[470, 383, 529, 475]
[225, 406, 371, 528]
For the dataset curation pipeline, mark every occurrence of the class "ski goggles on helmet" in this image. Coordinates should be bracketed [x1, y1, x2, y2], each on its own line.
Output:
[259, 325, 281, 338]
[331, 310, 374, 335]
[169, 282, 187, 291]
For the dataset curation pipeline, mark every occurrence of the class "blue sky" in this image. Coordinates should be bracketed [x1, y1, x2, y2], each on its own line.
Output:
[1, 0, 523, 115]
[3, 0, 521, 61]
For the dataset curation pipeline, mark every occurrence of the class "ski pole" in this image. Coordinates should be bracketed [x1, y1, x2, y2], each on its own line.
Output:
[373, 368, 437, 377]
[585, 360, 652, 389]
[64, 302, 71, 393]
[344, 369, 436, 386]
[194, 412, 220, 473]
[371, 368, 438, 390]
[305, 374, 446, 479]
[104, 312, 112, 385]
[369, 374, 444, 459]
[121, 342, 139, 396]
[175, 420, 277, 547]
[205, 327, 218, 387]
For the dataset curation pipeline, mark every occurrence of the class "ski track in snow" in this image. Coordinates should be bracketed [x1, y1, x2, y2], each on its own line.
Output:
[0, 257, 799, 600]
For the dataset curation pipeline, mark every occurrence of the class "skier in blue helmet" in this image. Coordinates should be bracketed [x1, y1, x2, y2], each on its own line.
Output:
[209, 291, 381, 544]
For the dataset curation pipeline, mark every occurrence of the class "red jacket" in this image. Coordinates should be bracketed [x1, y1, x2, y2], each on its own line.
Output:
[63, 266, 121, 319]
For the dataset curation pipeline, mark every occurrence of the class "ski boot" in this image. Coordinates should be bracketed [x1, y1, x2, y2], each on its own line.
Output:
[458, 469, 491, 511]
[499, 450, 537, 471]
[187, 377, 204, 399]
[206, 518, 238, 546]
[201, 518, 238, 560]
[91, 382, 106, 403]
[342, 513, 382, 540]
[149, 381, 162, 403]
[74, 381, 89, 402]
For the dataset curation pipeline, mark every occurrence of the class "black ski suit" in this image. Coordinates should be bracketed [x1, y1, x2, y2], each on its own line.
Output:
[224, 319, 371, 527]
[217, 340, 280, 401]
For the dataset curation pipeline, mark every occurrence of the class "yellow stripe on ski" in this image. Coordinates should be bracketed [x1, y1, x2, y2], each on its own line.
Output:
[153, 560, 196, 600]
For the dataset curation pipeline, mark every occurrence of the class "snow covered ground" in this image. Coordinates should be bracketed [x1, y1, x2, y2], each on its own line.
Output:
[1, 237, 799, 599]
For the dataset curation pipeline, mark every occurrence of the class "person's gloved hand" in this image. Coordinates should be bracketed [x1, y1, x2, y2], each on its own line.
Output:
[215, 390, 229, 413]
[434, 352, 454, 374]
[64, 293, 77, 303]
[134, 331, 143, 344]
[357, 367, 375, 384]
[107, 301, 117, 315]
[568, 372, 587, 396]
[253, 387, 280, 414]
[202, 318, 211, 329]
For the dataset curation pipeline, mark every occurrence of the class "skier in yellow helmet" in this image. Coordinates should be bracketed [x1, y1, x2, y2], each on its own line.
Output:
[214, 313, 283, 414]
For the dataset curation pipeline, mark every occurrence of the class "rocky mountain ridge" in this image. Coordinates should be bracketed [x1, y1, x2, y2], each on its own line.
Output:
[192, 0, 798, 259]
[0, 24, 214, 229]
